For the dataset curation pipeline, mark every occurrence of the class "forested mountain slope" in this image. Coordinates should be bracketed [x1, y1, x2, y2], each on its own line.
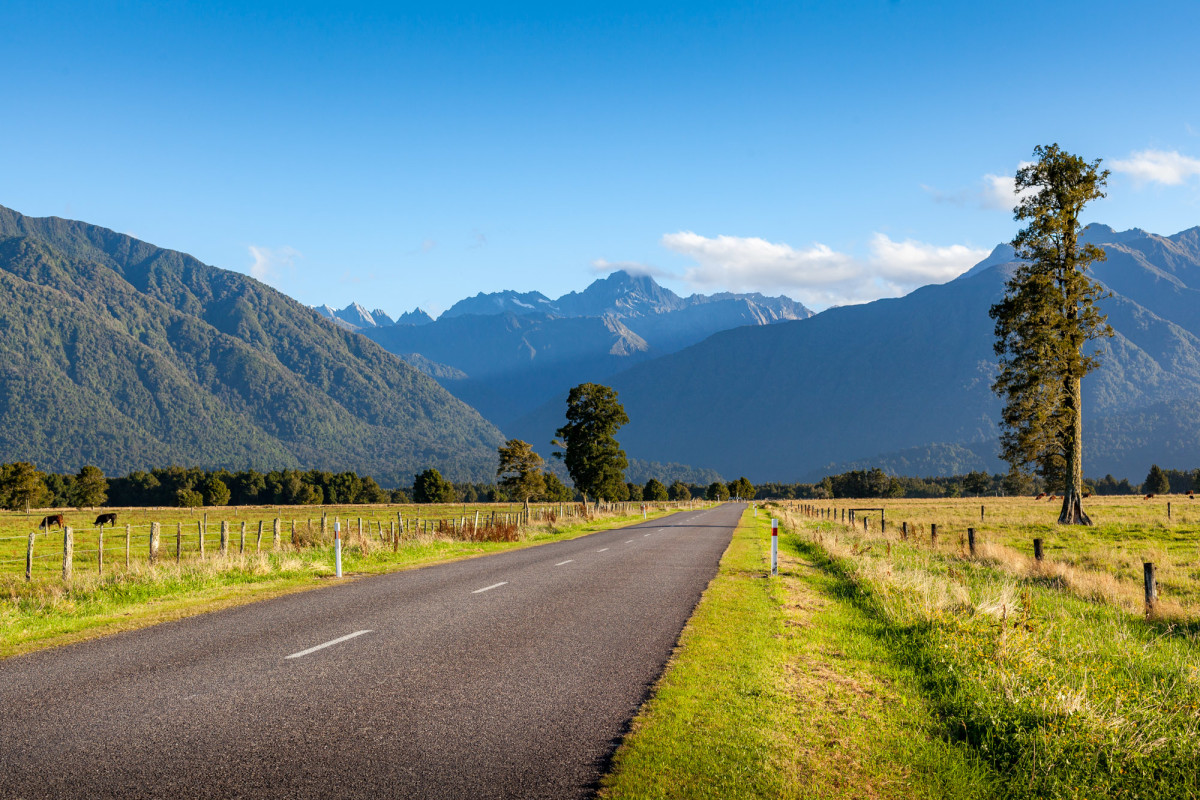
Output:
[0, 205, 504, 483]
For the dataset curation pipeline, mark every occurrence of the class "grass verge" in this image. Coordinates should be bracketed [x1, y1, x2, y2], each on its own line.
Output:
[599, 508, 992, 799]
[0, 507, 680, 661]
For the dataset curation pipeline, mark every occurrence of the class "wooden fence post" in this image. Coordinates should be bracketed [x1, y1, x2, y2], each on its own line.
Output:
[62, 527, 73, 580]
[149, 522, 160, 565]
[901, 521, 908, 540]
[220, 520, 229, 556]
[125, 524, 131, 569]
[930, 524, 938, 547]
[1144, 562, 1157, 612]
[256, 520, 263, 552]
[273, 518, 281, 549]
[176, 523, 182, 563]
[968, 527, 976, 557]
[26, 531, 35, 581]
[98, 526, 104, 574]
[291, 520, 297, 547]
[198, 520, 205, 558]
[1033, 538, 1044, 561]
[240, 521, 246, 554]
[981, 504, 985, 522]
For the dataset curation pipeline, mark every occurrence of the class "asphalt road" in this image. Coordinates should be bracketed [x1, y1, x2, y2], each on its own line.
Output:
[0, 503, 742, 799]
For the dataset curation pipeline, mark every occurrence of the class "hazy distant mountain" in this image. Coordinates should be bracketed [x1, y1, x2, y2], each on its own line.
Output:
[0, 205, 504, 483]
[510, 225, 1200, 482]
[396, 308, 435, 326]
[358, 270, 812, 427]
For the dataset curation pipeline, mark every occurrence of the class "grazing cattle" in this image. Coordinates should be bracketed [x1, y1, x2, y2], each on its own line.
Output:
[1145, 494, 1155, 500]
[94, 512, 117, 527]
[1036, 493, 1046, 500]
[39, 513, 65, 530]
[1048, 495, 1057, 501]
[1083, 493, 1091, 499]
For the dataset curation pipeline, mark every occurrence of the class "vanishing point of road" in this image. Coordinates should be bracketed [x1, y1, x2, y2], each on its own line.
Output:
[0, 503, 742, 799]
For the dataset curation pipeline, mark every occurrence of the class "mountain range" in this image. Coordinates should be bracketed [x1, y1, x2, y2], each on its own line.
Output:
[0, 205, 504, 484]
[342, 271, 811, 427]
[507, 224, 1200, 482]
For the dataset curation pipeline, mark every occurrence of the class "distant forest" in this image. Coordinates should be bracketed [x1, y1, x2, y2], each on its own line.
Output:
[2, 461, 1195, 511]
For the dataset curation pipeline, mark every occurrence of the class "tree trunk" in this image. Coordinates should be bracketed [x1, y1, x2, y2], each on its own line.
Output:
[1059, 375, 1092, 525]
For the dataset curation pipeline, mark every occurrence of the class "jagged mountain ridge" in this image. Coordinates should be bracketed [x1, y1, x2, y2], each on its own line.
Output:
[0, 205, 505, 483]
[508, 224, 1200, 482]
[355, 270, 812, 427]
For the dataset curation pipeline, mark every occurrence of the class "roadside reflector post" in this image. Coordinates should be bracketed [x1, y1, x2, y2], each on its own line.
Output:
[334, 520, 343, 578]
[770, 518, 778, 576]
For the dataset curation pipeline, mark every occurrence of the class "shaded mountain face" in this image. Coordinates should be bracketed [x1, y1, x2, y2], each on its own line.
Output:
[359, 270, 812, 428]
[509, 225, 1200, 482]
[0, 205, 505, 484]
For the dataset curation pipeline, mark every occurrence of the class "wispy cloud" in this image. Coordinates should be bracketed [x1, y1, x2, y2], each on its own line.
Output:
[590, 258, 675, 279]
[925, 162, 1035, 211]
[247, 245, 301, 286]
[1111, 149, 1200, 186]
[661, 231, 989, 308]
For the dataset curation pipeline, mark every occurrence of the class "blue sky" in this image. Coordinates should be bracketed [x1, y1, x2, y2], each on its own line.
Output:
[3, 0, 1199, 313]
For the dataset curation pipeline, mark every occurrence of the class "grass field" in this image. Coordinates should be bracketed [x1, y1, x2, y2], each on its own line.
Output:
[605, 497, 1200, 799]
[0, 500, 696, 660]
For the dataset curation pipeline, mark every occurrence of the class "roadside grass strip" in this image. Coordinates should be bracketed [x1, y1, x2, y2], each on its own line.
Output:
[0, 507, 682, 661]
[600, 509, 988, 799]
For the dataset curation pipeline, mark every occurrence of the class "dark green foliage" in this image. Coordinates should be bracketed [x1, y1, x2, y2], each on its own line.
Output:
[0, 205, 504, 484]
[727, 476, 754, 500]
[200, 476, 231, 506]
[496, 439, 546, 504]
[829, 469, 901, 499]
[990, 145, 1113, 523]
[0, 462, 51, 510]
[390, 488, 411, 504]
[1144, 464, 1170, 495]
[541, 472, 574, 502]
[1093, 474, 1137, 495]
[668, 480, 691, 501]
[176, 488, 204, 507]
[69, 465, 107, 508]
[413, 468, 457, 503]
[642, 478, 669, 502]
[705, 482, 730, 501]
[624, 482, 640, 502]
[962, 470, 991, 496]
[553, 383, 629, 502]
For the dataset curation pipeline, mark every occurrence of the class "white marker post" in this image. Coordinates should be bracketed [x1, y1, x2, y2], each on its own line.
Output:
[770, 518, 778, 576]
[643, 504, 647, 519]
[334, 519, 343, 578]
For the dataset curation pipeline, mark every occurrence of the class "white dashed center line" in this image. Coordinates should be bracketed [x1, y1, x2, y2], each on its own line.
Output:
[285, 630, 372, 660]
[625, 540, 633, 543]
[472, 581, 508, 594]
[597, 548, 609, 552]
[555, 559, 574, 566]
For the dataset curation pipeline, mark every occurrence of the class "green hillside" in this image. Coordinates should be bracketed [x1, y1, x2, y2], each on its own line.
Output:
[0, 205, 505, 483]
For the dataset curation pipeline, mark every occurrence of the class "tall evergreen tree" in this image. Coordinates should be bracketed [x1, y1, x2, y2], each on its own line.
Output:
[989, 144, 1113, 525]
[496, 439, 546, 512]
[1144, 464, 1170, 495]
[553, 383, 629, 503]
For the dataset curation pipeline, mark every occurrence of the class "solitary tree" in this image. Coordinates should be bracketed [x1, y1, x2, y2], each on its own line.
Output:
[497, 439, 546, 514]
[668, 480, 691, 501]
[553, 383, 629, 503]
[1144, 464, 1170, 495]
[541, 472, 574, 502]
[989, 144, 1113, 525]
[0, 462, 49, 511]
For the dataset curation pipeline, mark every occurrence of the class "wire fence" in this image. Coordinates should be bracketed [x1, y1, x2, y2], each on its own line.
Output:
[2, 499, 699, 583]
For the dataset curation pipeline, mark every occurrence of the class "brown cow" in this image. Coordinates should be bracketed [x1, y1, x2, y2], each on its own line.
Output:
[1036, 493, 1046, 500]
[94, 512, 117, 527]
[1145, 494, 1155, 500]
[39, 513, 65, 530]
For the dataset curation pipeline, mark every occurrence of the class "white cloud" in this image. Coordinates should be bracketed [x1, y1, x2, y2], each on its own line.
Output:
[1111, 149, 1200, 186]
[247, 245, 301, 285]
[927, 162, 1035, 211]
[661, 231, 989, 309]
[590, 258, 674, 279]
